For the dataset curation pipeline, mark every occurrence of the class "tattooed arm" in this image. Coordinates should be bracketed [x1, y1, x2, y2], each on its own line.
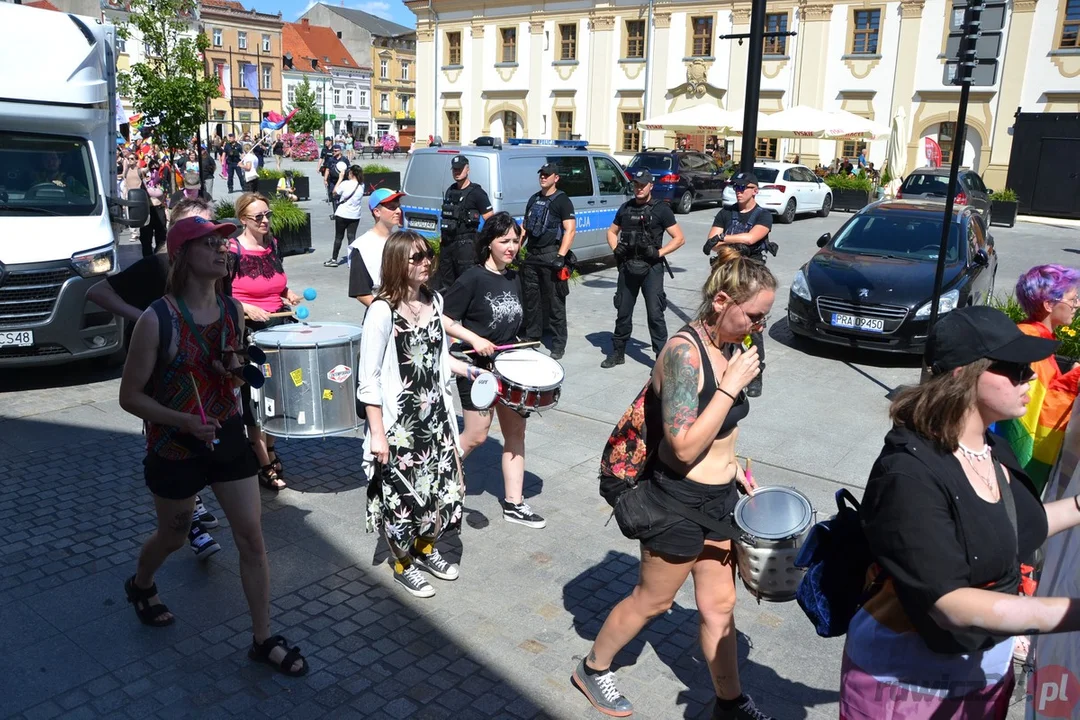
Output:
[659, 338, 731, 464]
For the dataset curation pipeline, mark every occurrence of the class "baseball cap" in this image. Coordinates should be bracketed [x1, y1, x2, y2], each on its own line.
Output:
[368, 187, 405, 212]
[166, 216, 237, 259]
[332, 144, 343, 151]
[630, 168, 653, 185]
[451, 154, 469, 170]
[182, 172, 200, 189]
[538, 162, 559, 176]
[925, 305, 1057, 374]
[731, 171, 759, 187]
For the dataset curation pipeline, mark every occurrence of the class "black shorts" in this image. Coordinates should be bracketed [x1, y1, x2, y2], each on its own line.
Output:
[642, 463, 739, 558]
[144, 415, 259, 500]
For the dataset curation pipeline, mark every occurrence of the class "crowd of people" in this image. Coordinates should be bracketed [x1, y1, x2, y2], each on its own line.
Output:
[96, 140, 1080, 719]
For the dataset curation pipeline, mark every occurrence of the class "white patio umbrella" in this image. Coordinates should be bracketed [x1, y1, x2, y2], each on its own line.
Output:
[636, 104, 745, 135]
[883, 106, 908, 181]
[757, 105, 890, 139]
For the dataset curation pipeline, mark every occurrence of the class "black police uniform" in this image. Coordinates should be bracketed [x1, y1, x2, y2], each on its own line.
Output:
[223, 140, 244, 192]
[436, 181, 492, 291]
[610, 198, 677, 356]
[521, 188, 575, 354]
[322, 152, 344, 206]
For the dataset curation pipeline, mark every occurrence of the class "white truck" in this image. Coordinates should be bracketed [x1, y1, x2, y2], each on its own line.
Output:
[0, 3, 145, 367]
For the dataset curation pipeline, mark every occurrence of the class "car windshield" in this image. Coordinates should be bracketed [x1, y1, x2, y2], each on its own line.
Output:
[901, 174, 950, 196]
[629, 155, 674, 173]
[753, 167, 779, 182]
[831, 213, 960, 262]
[0, 133, 99, 216]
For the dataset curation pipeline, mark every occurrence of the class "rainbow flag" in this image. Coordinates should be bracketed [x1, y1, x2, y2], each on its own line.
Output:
[997, 322, 1080, 494]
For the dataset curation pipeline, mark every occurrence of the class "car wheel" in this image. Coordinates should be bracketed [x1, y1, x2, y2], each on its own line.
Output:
[779, 198, 796, 224]
[676, 191, 693, 214]
[818, 193, 832, 218]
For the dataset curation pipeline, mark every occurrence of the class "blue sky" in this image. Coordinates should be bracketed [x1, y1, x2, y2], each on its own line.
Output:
[275, 0, 416, 29]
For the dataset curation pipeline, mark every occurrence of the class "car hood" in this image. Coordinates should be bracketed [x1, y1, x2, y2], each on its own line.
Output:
[806, 248, 962, 307]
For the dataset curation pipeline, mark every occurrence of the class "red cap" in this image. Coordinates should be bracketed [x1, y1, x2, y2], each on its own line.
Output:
[166, 216, 237, 259]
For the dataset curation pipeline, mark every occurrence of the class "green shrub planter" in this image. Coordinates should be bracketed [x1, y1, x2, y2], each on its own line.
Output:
[990, 200, 1018, 228]
[832, 188, 873, 212]
[270, 197, 312, 257]
[256, 178, 279, 197]
[292, 176, 310, 200]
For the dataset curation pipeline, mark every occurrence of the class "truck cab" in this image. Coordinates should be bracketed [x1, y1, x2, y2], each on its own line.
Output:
[0, 4, 142, 366]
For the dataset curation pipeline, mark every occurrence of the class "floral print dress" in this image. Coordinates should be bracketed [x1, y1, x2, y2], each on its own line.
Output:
[366, 307, 464, 555]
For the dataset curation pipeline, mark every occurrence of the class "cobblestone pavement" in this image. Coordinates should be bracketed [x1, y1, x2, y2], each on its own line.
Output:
[1, 158, 1065, 719]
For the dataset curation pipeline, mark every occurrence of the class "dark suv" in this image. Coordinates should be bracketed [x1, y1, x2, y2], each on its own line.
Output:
[897, 167, 992, 227]
[624, 150, 727, 214]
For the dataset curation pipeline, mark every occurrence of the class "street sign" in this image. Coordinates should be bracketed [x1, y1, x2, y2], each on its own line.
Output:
[949, 1, 1006, 32]
[944, 58, 999, 87]
[945, 32, 1002, 59]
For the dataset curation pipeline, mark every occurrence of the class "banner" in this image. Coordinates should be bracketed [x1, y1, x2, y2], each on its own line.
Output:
[242, 63, 259, 100]
[924, 137, 942, 168]
[220, 64, 231, 101]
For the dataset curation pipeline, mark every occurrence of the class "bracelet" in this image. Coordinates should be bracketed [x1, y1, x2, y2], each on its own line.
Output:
[717, 388, 738, 403]
[466, 366, 478, 381]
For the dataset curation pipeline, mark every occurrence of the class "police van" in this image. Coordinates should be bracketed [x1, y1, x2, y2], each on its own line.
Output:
[400, 138, 632, 262]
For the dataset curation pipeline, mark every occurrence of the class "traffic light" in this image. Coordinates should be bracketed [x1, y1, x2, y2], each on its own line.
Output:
[943, 0, 1007, 87]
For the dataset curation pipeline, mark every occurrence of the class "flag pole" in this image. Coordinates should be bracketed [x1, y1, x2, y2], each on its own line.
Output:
[229, 45, 236, 137]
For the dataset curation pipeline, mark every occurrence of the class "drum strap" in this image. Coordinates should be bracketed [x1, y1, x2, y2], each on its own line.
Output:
[647, 480, 734, 537]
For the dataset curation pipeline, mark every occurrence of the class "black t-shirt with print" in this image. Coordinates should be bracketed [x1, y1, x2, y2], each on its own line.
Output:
[713, 205, 773, 256]
[106, 254, 169, 312]
[442, 265, 523, 346]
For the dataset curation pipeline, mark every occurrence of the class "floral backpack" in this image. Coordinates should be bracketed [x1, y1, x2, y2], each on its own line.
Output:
[598, 379, 661, 507]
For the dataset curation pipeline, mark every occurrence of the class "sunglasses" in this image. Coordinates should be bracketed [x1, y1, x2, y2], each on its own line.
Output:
[988, 361, 1036, 386]
[738, 304, 770, 330]
[733, 184, 757, 193]
[409, 247, 436, 264]
[200, 235, 229, 250]
[378, 201, 401, 211]
[539, 172, 554, 178]
[247, 211, 273, 222]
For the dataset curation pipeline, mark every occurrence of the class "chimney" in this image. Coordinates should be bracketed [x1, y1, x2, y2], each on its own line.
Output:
[301, 18, 309, 29]
[336, 31, 342, 39]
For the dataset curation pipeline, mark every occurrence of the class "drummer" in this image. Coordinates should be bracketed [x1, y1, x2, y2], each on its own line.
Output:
[571, 246, 777, 720]
[444, 212, 546, 530]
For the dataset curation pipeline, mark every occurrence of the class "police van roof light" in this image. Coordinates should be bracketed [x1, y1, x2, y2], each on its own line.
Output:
[505, 138, 589, 149]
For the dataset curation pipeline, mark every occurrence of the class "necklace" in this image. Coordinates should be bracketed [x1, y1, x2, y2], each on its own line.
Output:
[958, 441, 992, 462]
[401, 297, 423, 324]
[960, 452, 999, 500]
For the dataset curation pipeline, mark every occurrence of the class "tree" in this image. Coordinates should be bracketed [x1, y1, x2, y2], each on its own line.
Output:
[289, 77, 323, 136]
[117, 0, 219, 151]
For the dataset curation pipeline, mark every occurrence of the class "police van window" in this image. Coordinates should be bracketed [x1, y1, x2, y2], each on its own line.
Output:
[549, 155, 594, 197]
[505, 156, 544, 202]
[592, 156, 627, 195]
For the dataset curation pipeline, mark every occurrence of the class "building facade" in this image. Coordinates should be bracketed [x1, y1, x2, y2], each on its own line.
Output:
[282, 19, 372, 140]
[409, 0, 1080, 189]
[202, 0, 283, 139]
[299, 3, 417, 145]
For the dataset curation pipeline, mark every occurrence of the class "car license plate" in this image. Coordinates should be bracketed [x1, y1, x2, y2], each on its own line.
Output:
[831, 314, 885, 333]
[0, 330, 33, 347]
[407, 217, 438, 231]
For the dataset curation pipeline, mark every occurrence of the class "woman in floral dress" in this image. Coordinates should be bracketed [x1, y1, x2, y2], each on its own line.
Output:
[357, 230, 492, 597]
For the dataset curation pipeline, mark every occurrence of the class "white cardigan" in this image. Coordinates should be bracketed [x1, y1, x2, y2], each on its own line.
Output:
[356, 293, 460, 475]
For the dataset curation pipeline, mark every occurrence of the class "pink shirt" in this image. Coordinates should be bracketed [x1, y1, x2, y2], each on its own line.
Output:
[230, 241, 288, 312]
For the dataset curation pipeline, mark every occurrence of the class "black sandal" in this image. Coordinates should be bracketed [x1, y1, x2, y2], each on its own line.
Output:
[268, 449, 284, 478]
[124, 574, 174, 627]
[258, 463, 286, 491]
[249, 634, 308, 677]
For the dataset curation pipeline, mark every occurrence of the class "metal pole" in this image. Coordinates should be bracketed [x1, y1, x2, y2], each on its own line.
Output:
[643, 0, 654, 138]
[229, 46, 235, 137]
[740, 0, 768, 172]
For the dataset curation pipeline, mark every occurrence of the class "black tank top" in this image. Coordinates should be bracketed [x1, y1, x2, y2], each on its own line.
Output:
[676, 325, 750, 436]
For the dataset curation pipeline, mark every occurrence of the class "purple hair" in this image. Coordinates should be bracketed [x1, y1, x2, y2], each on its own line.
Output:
[1015, 264, 1080, 318]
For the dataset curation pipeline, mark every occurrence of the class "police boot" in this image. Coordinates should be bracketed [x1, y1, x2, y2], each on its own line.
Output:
[601, 346, 625, 369]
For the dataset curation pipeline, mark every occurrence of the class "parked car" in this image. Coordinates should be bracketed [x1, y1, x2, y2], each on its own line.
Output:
[719, 162, 833, 222]
[896, 167, 992, 227]
[787, 199, 997, 354]
[624, 149, 727, 214]
[400, 138, 631, 262]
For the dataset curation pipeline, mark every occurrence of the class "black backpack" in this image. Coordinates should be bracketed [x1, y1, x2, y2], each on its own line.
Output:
[793, 489, 886, 638]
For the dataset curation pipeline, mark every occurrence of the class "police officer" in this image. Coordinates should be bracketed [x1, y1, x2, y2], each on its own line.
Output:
[436, 154, 494, 291]
[602, 169, 685, 368]
[704, 170, 775, 396]
[521, 163, 576, 360]
[223, 133, 244, 193]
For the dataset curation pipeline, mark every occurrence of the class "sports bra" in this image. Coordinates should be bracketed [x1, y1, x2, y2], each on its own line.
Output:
[676, 325, 750, 437]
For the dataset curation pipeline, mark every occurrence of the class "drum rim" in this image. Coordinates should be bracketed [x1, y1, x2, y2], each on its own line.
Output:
[252, 321, 364, 347]
[494, 349, 565, 388]
[733, 486, 813, 541]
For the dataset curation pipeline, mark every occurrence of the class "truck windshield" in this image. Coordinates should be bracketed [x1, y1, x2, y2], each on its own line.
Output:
[0, 133, 99, 216]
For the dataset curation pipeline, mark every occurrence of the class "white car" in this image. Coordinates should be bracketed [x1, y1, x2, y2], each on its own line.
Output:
[720, 162, 833, 223]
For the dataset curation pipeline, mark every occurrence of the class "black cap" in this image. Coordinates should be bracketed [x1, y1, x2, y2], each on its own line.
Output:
[925, 305, 1058, 374]
[630, 168, 653, 184]
[451, 154, 469, 170]
[538, 162, 558, 175]
[731, 171, 759, 186]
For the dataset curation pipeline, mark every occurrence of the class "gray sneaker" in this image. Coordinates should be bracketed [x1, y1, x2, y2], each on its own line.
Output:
[412, 548, 459, 581]
[571, 658, 633, 717]
[394, 563, 435, 598]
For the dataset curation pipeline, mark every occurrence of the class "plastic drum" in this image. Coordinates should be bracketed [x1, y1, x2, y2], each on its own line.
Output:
[733, 486, 815, 602]
[252, 322, 363, 438]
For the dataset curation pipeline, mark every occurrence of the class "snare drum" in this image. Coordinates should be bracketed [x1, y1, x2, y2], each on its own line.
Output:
[252, 322, 363, 438]
[733, 487, 814, 602]
[489, 349, 564, 415]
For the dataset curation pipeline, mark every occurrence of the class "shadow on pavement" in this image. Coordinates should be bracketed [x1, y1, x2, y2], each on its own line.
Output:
[563, 549, 838, 719]
[769, 317, 923, 371]
[584, 331, 656, 369]
[0, 357, 124, 393]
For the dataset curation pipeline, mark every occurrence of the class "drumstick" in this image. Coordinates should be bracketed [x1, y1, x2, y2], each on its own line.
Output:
[189, 372, 219, 447]
[744, 457, 755, 486]
[461, 340, 542, 356]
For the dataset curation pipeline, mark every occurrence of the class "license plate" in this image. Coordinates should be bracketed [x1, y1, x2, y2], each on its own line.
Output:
[831, 314, 885, 333]
[407, 217, 438, 231]
[0, 330, 33, 347]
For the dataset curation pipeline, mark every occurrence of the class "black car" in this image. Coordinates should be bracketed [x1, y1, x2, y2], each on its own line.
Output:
[787, 200, 997, 354]
[897, 167, 992, 227]
[624, 149, 726, 213]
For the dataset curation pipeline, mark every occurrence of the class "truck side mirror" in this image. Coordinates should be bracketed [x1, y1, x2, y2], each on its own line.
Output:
[123, 188, 149, 228]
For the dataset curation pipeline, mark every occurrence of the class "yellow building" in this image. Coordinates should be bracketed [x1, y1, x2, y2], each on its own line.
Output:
[202, 0, 284, 139]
